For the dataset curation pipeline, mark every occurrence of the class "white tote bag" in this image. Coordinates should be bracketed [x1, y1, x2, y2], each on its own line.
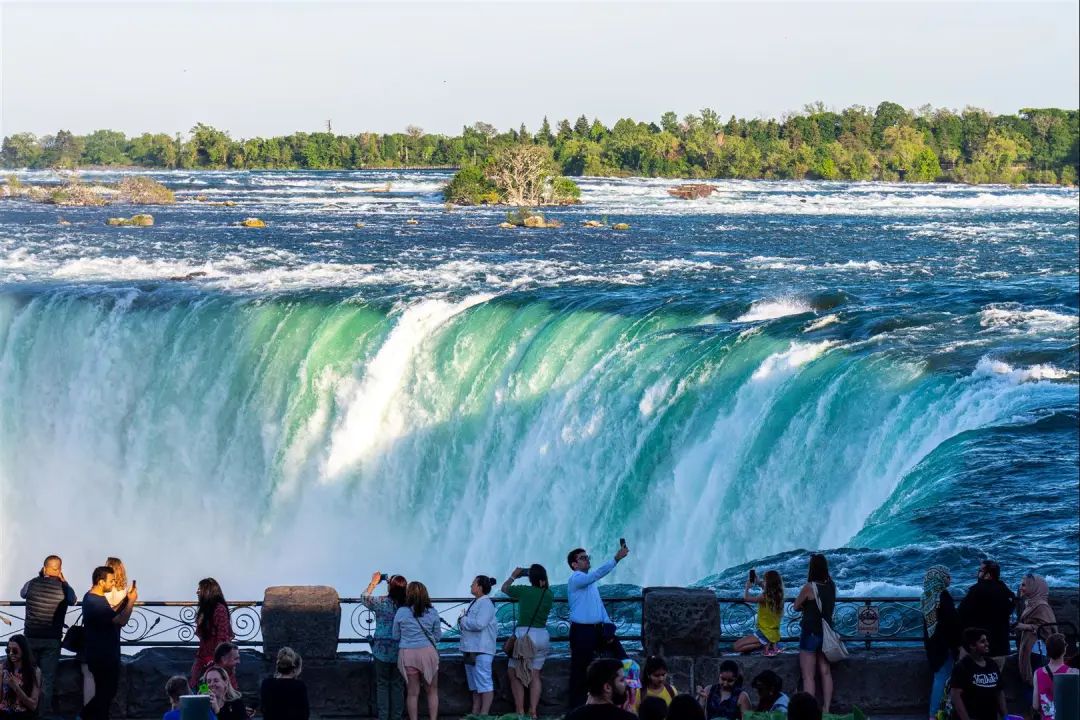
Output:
[813, 582, 849, 663]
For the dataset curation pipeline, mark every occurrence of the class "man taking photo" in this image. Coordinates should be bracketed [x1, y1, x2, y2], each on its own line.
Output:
[566, 543, 629, 709]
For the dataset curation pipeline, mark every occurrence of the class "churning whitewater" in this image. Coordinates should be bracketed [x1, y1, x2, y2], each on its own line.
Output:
[0, 170, 1077, 598]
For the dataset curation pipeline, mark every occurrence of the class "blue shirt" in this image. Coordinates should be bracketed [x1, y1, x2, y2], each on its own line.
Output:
[567, 558, 617, 624]
[361, 594, 400, 663]
[164, 710, 217, 720]
[392, 607, 442, 649]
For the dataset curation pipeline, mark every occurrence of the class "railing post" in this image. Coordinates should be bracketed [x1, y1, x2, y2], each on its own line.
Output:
[262, 586, 341, 660]
[642, 587, 720, 656]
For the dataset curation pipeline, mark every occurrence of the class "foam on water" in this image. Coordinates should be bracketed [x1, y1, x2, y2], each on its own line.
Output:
[736, 298, 815, 322]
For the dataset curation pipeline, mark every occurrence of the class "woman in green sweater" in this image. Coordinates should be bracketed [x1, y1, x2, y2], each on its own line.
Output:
[501, 564, 553, 718]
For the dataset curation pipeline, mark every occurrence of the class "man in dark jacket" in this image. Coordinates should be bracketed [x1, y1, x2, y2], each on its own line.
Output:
[957, 559, 1016, 667]
[20, 554, 77, 718]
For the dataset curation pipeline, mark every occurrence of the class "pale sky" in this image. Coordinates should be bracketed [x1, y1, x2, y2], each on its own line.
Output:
[2, 0, 1078, 139]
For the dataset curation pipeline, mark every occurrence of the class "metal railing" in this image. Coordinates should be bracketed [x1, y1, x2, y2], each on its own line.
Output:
[717, 596, 926, 647]
[2, 594, 926, 651]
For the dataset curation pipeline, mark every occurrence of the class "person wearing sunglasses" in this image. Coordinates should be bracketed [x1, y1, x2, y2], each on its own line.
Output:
[566, 543, 630, 709]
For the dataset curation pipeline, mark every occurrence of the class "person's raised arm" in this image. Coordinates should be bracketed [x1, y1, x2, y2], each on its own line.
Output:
[112, 585, 137, 626]
[743, 582, 763, 604]
[63, 580, 77, 605]
[501, 568, 523, 595]
[363, 571, 381, 598]
[569, 547, 628, 590]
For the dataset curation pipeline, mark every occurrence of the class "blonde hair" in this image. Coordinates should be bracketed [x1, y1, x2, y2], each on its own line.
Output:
[106, 557, 127, 589]
[275, 646, 302, 676]
[763, 570, 785, 616]
[202, 666, 241, 701]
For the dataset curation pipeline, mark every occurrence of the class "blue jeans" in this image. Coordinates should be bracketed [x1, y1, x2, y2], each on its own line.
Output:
[929, 654, 954, 719]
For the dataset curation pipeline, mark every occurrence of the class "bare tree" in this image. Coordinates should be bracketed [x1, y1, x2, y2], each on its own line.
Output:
[490, 145, 554, 206]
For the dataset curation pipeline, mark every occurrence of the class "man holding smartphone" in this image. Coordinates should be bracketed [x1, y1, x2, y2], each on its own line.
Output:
[566, 541, 630, 710]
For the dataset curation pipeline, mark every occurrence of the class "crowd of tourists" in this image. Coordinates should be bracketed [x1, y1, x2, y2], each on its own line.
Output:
[3, 557, 309, 720]
[1, 548, 1074, 720]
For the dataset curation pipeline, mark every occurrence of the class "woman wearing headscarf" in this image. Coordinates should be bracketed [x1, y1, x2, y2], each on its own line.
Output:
[922, 566, 960, 720]
[1016, 573, 1057, 684]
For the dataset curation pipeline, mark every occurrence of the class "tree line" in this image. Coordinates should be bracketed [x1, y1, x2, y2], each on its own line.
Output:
[3, 103, 1077, 184]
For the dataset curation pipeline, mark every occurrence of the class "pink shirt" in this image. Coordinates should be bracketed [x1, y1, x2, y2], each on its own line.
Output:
[1035, 663, 1078, 720]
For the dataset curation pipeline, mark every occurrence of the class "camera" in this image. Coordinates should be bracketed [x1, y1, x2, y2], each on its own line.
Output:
[379, 573, 389, 583]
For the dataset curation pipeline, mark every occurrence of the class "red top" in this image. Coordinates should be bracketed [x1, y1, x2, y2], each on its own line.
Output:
[194, 603, 234, 667]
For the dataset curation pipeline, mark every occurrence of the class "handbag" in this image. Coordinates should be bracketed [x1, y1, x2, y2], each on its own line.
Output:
[503, 589, 548, 657]
[812, 582, 848, 663]
[61, 613, 85, 655]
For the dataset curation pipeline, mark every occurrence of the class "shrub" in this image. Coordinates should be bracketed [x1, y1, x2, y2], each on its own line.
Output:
[444, 165, 499, 205]
[117, 175, 175, 204]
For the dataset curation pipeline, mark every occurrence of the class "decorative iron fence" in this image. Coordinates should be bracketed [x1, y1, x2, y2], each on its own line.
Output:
[716, 596, 926, 648]
[3, 595, 924, 651]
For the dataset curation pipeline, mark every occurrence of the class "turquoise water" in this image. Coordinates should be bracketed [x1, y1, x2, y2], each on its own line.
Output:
[0, 170, 1076, 598]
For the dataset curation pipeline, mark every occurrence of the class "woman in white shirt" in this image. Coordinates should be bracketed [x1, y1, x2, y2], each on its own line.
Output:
[458, 576, 498, 715]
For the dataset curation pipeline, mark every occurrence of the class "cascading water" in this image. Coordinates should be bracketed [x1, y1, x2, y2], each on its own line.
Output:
[1, 169, 1076, 598]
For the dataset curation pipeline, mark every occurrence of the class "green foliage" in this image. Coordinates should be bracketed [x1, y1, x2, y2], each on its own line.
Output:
[443, 165, 498, 205]
[2, 104, 1077, 185]
[551, 177, 581, 203]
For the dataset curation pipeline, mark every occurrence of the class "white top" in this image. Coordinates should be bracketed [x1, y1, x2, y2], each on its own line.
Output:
[458, 596, 498, 654]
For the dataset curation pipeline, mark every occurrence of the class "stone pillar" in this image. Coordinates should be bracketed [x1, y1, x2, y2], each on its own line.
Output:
[641, 587, 720, 657]
[261, 585, 341, 661]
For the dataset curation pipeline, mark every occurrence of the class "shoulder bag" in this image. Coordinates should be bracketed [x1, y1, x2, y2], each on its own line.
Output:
[503, 588, 548, 657]
[413, 611, 439, 650]
[812, 582, 848, 663]
[61, 612, 85, 655]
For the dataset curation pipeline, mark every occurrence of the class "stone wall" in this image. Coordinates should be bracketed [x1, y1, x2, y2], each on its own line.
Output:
[39, 585, 1079, 717]
[43, 646, 1053, 718]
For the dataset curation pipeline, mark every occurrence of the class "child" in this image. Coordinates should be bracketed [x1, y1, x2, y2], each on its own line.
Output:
[734, 569, 784, 656]
[163, 675, 217, 720]
[635, 655, 678, 711]
[950, 627, 1006, 720]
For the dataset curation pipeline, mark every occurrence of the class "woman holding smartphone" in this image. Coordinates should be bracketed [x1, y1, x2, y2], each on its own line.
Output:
[733, 569, 784, 656]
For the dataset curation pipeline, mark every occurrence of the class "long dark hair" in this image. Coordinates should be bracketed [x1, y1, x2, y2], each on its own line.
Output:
[808, 554, 830, 584]
[3, 634, 38, 699]
[387, 575, 408, 607]
[196, 577, 230, 635]
[406, 581, 433, 618]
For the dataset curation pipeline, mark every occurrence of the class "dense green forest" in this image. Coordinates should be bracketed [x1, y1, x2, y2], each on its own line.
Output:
[3, 103, 1077, 184]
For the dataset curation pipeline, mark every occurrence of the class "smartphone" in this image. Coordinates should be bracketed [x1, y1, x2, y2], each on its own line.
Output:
[619, 538, 627, 549]
[748, 569, 757, 585]
[379, 573, 388, 583]
[132, 580, 137, 588]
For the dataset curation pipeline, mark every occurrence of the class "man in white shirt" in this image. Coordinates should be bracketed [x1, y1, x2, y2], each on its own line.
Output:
[566, 543, 629, 709]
